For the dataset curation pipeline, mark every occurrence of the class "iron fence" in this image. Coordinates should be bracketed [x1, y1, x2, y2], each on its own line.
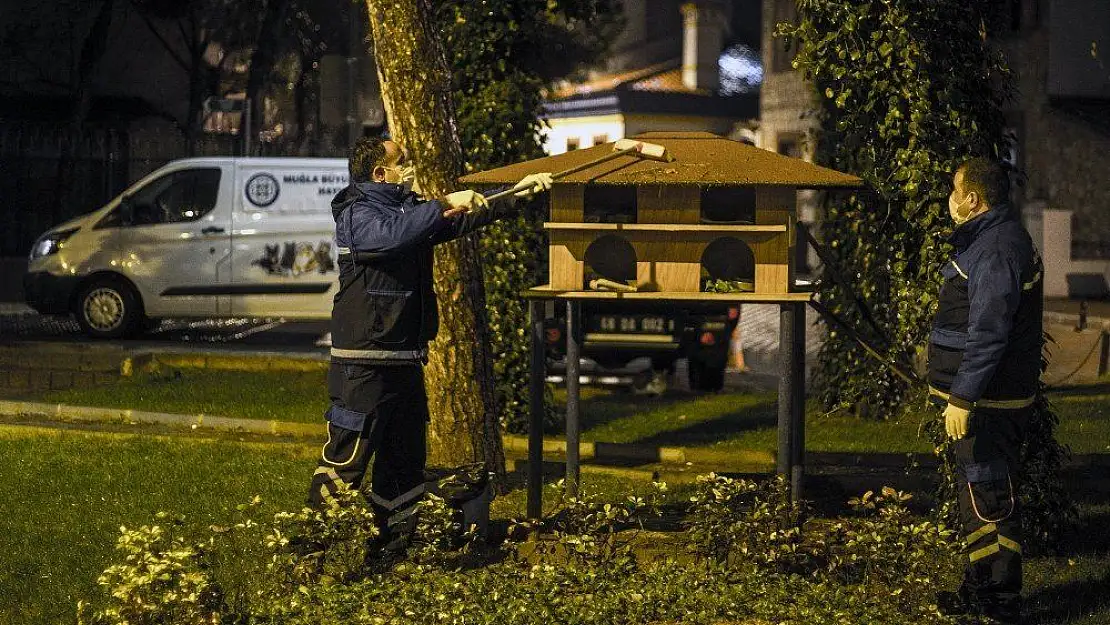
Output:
[0, 123, 330, 257]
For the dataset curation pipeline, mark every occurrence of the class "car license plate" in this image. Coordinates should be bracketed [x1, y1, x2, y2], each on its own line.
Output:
[591, 315, 673, 334]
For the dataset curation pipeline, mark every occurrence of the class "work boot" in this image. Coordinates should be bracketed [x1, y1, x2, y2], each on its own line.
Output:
[937, 589, 973, 616]
[939, 590, 1022, 625]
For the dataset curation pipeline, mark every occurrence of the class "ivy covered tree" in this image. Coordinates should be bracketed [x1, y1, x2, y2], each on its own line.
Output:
[440, 0, 621, 433]
[779, 0, 1073, 548]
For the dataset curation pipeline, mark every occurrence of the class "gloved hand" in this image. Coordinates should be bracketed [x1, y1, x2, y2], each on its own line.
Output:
[442, 189, 489, 217]
[512, 172, 555, 198]
[944, 403, 971, 440]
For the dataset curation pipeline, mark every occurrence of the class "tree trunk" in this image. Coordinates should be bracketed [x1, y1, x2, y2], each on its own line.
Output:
[365, 0, 506, 485]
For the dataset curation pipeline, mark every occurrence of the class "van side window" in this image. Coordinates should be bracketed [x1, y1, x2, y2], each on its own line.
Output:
[127, 168, 222, 226]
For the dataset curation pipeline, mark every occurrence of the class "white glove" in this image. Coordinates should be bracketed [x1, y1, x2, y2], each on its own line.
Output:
[512, 172, 554, 198]
[944, 403, 971, 440]
[443, 190, 489, 217]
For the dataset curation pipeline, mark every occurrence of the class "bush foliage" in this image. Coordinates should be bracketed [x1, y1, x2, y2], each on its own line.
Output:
[83, 474, 967, 625]
[441, 0, 621, 433]
[777, 0, 1074, 549]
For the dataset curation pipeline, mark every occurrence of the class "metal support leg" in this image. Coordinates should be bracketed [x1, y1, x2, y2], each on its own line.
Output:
[564, 300, 581, 498]
[778, 302, 806, 502]
[790, 302, 806, 501]
[527, 300, 546, 519]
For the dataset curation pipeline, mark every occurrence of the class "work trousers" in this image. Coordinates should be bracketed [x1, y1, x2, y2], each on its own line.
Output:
[307, 362, 429, 541]
[952, 405, 1030, 620]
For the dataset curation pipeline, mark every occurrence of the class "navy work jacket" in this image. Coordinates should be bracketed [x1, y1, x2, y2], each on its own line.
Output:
[329, 182, 511, 363]
[927, 204, 1043, 410]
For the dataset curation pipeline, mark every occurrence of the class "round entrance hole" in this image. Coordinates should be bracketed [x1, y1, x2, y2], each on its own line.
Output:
[584, 234, 637, 289]
[701, 237, 754, 287]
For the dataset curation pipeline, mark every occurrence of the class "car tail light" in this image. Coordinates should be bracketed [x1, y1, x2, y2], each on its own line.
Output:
[699, 331, 716, 346]
[545, 328, 562, 344]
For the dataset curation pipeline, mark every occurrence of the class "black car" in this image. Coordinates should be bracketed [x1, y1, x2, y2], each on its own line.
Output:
[541, 300, 739, 393]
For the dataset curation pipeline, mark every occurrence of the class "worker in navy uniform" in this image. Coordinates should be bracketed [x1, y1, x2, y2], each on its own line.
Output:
[307, 136, 552, 550]
[929, 157, 1042, 625]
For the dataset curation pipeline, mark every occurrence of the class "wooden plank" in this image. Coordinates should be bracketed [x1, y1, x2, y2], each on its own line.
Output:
[753, 194, 796, 295]
[756, 187, 797, 215]
[636, 261, 701, 292]
[544, 223, 787, 233]
[549, 244, 583, 290]
[636, 184, 700, 224]
[551, 183, 584, 223]
[521, 285, 814, 302]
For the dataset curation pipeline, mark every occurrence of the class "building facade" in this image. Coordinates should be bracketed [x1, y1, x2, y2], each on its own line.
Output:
[758, 0, 1110, 297]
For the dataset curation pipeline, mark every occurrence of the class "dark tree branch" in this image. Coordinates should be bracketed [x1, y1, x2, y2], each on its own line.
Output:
[133, 8, 190, 71]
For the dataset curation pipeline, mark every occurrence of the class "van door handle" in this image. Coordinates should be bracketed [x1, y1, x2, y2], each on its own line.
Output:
[201, 226, 225, 235]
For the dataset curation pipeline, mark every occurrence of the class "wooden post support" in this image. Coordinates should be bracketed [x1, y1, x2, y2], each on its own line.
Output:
[778, 302, 806, 502]
[527, 300, 546, 519]
[565, 300, 582, 498]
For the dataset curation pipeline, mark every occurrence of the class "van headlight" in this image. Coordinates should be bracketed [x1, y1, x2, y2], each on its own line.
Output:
[29, 228, 78, 261]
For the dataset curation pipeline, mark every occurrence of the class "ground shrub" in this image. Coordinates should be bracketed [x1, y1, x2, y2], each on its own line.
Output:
[83, 474, 965, 624]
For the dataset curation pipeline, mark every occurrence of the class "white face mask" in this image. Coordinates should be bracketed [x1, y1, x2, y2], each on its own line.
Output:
[383, 165, 417, 192]
[400, 166, 422, 195]
[949, 192, 973, 225]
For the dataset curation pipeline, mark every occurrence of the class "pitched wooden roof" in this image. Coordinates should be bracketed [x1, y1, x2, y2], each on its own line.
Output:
[460, 132, 864, 188]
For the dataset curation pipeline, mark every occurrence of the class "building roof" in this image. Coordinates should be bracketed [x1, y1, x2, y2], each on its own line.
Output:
[549, 60, 708, 99]
[460, 132, 864, 188]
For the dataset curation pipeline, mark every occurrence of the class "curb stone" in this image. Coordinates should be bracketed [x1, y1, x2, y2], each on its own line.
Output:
[3, 399, 1109, 469]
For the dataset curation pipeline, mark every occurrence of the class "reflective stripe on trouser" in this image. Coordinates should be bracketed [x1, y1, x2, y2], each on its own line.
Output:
[952, 405, 1030, 618]
[307, 362, 429, 540]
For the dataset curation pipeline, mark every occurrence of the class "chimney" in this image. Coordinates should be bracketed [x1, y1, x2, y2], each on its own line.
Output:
[681, 0, 729, 93]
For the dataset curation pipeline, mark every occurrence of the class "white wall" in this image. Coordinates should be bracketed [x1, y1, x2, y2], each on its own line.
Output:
[1030, 206, 1110, 298]
[542, 115, 626, 155]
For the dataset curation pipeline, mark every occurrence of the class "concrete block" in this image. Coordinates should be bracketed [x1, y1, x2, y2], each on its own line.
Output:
[31, 373, 52, 390]
[95, 372, 118, 384]
[7, 370, 30, 389]
[18, 352, 52, 369]
[207, 356, 270, 372]
[154, 354, 207, 370]
[79, 354, 123, 372]
[50, 371, 73, 390]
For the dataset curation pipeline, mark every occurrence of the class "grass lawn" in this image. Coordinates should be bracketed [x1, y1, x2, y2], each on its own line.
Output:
[0, 425, 316, 625]
[4, 367, 1110, 454]
[1, 367, 328, 424]
[0, 424, 1107, 625]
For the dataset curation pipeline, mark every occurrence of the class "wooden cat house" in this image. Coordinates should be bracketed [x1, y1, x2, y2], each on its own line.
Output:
[461, 132, 862, 302]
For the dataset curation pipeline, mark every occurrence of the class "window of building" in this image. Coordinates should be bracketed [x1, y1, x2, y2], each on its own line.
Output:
[566, 137, 580, 152]
[771, 0, 799, 73]
[592, 133, 610, 146]
[777, 132, 804, 159]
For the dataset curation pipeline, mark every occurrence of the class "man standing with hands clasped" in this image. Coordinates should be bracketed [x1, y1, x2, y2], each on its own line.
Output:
[927, 157, 1043, 625]
[306, 136, 553, 553]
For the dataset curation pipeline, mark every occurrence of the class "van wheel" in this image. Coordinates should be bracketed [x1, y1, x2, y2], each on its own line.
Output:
[75, 277, 145, 339]
[688, 358, 725, 392]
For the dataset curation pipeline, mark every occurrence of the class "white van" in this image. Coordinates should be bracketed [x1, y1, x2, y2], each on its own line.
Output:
[24, 157, 347, 338]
